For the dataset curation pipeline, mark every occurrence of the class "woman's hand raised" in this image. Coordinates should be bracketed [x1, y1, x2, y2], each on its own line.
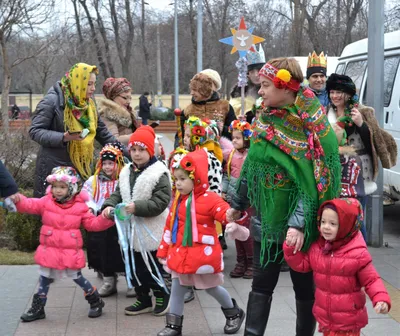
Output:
[350, 108, 363, 127]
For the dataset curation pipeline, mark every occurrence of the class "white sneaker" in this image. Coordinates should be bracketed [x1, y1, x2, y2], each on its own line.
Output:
[98, 276, 117, 297]
[126, 287, 137, 298]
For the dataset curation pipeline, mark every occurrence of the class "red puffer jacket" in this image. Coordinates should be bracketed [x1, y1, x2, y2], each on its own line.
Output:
[157, 191, 229, 274]
[284, 232, 391, 332]
[16, 191, 114, 270]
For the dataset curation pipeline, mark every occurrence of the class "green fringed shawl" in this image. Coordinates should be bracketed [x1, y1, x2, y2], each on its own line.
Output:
[241, 87, 341, 265]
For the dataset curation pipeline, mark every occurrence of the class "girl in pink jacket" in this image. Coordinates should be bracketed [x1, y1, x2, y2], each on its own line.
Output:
[283, 198, 391, 336]
[10, 166, 114, 322]
[220, 120, 254, 279]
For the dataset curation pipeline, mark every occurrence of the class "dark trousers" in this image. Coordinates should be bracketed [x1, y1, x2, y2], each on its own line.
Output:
[129, 250, 166, 295]
[252, 241, 314, 301]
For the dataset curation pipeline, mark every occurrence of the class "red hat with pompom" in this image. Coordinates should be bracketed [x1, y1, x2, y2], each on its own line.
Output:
[128, 126, 155, 157]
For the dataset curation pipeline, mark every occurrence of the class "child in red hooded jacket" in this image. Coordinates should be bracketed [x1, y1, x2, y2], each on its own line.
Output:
[283, 198, 391, 336]
[157, 149, 248, 336]
[10, 166, 115, 322]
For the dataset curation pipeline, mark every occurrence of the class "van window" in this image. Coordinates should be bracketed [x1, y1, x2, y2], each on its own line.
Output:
[344, 60, 367, 94]
[362, 56, 400, 107]
[335, 63, 346, 75]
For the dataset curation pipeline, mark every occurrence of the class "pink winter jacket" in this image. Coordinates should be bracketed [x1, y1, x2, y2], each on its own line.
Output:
[284, 232, 391, 332]
[220, 137, 248, 203]
[16, 191, 114, 270]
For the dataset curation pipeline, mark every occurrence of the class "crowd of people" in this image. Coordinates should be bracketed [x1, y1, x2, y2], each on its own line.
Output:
[0, 46, 397, 336]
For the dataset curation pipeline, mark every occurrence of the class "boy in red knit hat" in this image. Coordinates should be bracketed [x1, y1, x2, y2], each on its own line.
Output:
[102, 125, 172, 317]
[284, 198, 391, 336]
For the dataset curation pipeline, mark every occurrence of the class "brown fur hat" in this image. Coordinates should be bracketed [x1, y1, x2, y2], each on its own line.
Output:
[189, 73, 213, 98]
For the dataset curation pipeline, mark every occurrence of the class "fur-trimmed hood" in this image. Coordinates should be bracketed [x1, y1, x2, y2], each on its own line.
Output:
[97, 97, 134, 128]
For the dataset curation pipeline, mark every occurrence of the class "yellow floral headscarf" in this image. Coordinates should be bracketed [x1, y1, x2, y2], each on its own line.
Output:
[61, 63, 99, 180]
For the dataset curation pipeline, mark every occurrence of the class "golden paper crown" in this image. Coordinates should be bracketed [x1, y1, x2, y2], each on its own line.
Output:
[307, 51, 327, 68]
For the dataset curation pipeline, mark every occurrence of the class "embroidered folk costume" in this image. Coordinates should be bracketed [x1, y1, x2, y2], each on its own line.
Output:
[242, 62, 341, 264]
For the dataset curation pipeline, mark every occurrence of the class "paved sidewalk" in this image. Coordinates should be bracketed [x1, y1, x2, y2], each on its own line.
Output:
[0, 205, 399, 335]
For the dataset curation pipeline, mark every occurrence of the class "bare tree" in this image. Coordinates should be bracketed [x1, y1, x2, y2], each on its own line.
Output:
[141, 0, 154, 91]
[92, 0, 115, 77]
[77, 0, 112, 78]
[0, 0, 54, 135]
[109, 0, 135, 77]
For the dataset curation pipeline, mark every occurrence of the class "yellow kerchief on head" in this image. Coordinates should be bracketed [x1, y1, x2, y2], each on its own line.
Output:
[61, 63, 99, 180]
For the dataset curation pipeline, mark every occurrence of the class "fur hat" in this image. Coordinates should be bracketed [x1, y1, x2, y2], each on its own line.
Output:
[128, 125, 155, 157]
[102, 77, 132, 101]
[46, 166, 82, 201]
[189, 73, 213, 99]
[326, 74, 356, 97]
[200, 69, 222, 91]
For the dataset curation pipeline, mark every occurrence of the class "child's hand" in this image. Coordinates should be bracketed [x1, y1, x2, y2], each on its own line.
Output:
[286, 228, 304, 254]
[9, 193, 21, 203]
[374, 301, 389, 314]
[226, 208, 241, 222]
[225, 222, 250, 241]
[221, 193, 227, 201]
[102, 206, 114, 219]
[125, 203, 135, 214]
[158, 258, 167, 265]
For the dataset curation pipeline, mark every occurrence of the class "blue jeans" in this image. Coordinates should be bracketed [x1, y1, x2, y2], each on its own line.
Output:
[358, 196, 368, 242]
[141, 118, 148, 125]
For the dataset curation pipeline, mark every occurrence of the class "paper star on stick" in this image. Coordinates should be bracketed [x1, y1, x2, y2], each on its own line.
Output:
[219, 17, 265, 58]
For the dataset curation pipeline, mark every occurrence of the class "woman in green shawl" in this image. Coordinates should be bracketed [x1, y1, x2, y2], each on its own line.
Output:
[230, 58, 341, 336]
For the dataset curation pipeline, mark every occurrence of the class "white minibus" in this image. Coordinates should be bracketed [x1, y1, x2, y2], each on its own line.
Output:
[335, 30, 400, 203]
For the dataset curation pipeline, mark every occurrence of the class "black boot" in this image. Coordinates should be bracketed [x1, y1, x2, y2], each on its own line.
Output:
[85, 289, 105, 318]
[295, 299, 316, 336]
[221, 298, 245, 334]
[157, 313, 184, 336]
[20, 294, 46, 322]
[244, 291, 272, 336]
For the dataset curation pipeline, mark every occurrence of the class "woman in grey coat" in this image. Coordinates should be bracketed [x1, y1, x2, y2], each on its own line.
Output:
[30, 63, 117, 197]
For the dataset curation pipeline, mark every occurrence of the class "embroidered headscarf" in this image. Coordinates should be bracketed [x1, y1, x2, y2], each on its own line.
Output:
[318, 198, 363, 254]
[185, 116, 223, 162]
[241, 62, 341, 265]
[102, 77, 132, 101]
[61, 63, 99, 180]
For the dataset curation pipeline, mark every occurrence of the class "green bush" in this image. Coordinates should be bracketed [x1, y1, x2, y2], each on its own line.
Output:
[5, 212, 41, 252]
[151, 108, 174, 121]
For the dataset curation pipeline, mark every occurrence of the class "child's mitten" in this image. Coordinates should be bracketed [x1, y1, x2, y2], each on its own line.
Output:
[225, 222, 250, 241]
[158, 258, 171, 274]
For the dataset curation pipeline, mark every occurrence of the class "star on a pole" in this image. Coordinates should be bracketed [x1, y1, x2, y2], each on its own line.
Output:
[219, 17, 265, 58]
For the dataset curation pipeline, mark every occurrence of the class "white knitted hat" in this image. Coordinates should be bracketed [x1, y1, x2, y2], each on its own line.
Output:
[200, 69, 222, 91]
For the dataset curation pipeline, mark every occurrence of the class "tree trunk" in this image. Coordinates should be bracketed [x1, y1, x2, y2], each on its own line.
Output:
[0, 36, 11, 137]
[123, 0, 135, 78]
[78, 0, 110, 78]
[343, 0, 364, 49]
[141, 0, 154, 91]
[71, 0, 84, 45]
[189, 0, 197, 73]
[291, 0, 302, 55]
[93, 0, 115, 77]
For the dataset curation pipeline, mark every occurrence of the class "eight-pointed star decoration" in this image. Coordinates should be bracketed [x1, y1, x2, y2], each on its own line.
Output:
[219, 17, 265, 58]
